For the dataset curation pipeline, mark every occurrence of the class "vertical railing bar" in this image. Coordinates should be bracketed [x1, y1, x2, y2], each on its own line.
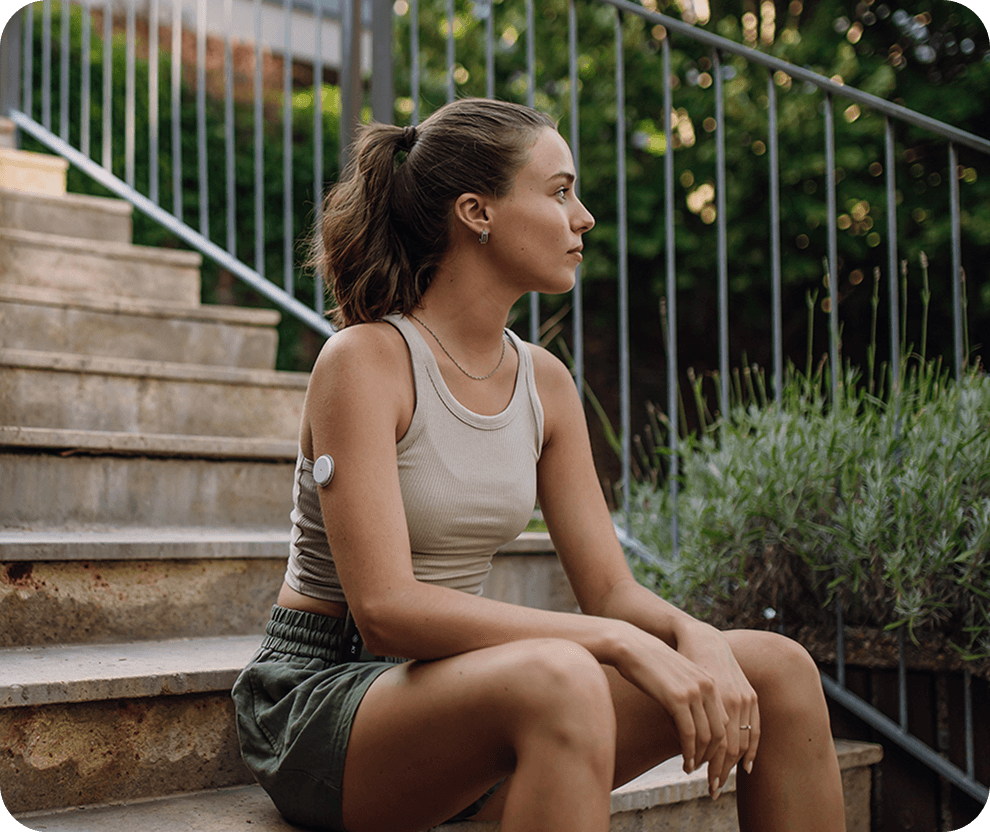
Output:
[370, 0, 394, 125]
[663, 33, 678, 556]
[768, 72, 783, 401]
[824, 93, 839, 404]
[898, 626, 908, 730]
[713, 48, 728, 417]
[196, 0, 208, 238]
[23, 3, 33, 123]
[1, 7, 24, 122]
[410, 0, 419, 124]
[569, 0, 583, 402]
[949, 142, 963, 377]
[42, 0, 50, 131]
[59, 0, 69, 142]
[485, 0, 494, 100]
[171, 0, 181, 221]
[526, 0, 538, 344]
[836, 598, 845, 688]
[102, 0, 112, 172]
[254, 0, 264, 275]
[81, 0, 90, 159]
[283, 0, 294, 295]
[614, 8, 630, 532]
[314, 0, 325, 316]
[445, 0, 454, 102]
[885, 116, 900, 412]
[224, 0, 235, 254]
[125, 0, 136, 188]
[149, 0, 159, 204]
[964, 668, 974, 779]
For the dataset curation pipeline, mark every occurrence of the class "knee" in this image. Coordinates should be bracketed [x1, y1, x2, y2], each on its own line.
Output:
[502, 639, 616, 750]
[752, 633, 827, 720]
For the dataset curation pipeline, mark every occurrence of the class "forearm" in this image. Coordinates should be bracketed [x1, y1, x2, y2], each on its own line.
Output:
[594, 576, 703, 649]
[354, 579, 634, 664]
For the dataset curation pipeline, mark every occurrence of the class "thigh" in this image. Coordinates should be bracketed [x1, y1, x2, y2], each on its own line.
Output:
[340, 637, 609, 832]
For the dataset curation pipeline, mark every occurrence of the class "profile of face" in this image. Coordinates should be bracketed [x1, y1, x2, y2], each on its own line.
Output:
[480, 127, 596, 297]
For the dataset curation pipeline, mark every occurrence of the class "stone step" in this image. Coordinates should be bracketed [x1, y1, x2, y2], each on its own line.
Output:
[0, 547, 287, 648]
[0, 528, 565, 647]
[0, 227, 201, 305]
[0, 444, 295, 531]
[0, 186, 133, 243]
[7, 729, 882, 829]
[0, 284, 280, 369]
[0, 635, 260, 815]
[0, 350, 308, 437]
[0, 147, 68, 196]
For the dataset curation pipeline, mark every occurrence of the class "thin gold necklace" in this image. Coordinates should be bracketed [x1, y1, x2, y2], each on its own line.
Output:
[409, 313, 508, 381]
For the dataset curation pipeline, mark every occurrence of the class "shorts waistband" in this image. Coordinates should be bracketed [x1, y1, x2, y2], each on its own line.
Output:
[261, 605, 359, 663]
[261, 605, 405, 664]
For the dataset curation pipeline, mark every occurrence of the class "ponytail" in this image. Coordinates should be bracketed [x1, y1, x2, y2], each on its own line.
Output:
[312, 99, 556, 328]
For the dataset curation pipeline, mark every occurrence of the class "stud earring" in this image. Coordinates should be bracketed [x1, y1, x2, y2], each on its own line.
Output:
[479, 229, 489, 244]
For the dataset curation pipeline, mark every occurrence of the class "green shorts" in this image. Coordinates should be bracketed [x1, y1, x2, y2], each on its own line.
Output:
[231, 605, 498, 830]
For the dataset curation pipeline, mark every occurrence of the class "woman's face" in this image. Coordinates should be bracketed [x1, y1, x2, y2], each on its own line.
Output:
[486, 128, 595, 297]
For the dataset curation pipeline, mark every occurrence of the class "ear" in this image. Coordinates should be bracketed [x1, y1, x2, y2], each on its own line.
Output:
[451, 192, 492, 238]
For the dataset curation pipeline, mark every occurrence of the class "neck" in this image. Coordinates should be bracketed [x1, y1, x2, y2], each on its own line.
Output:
[415, 255, 518, 351]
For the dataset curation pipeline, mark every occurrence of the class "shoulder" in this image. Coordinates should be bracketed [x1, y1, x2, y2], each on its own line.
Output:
[304, 321, 414, 442]
[526, 341, 577, 397]
[524, 341, 583, 439]
[310, 320, 411, 385]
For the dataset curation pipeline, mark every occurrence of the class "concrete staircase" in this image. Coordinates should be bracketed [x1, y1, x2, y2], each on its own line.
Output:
[0, 129, 883, 830]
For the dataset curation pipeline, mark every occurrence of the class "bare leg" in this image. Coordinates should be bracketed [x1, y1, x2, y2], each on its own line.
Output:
[477, 630, 844, 832]
[341, 638, 616, 831]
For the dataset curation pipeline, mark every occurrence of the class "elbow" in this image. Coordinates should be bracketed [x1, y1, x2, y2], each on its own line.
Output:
[348, 594, 405, 658]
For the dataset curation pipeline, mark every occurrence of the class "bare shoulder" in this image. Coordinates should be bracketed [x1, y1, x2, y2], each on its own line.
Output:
[303, 321, 414, 451]
[526, 341, 575, 393]
[525, 341, 583, 440]
[311, 320, 410, 382]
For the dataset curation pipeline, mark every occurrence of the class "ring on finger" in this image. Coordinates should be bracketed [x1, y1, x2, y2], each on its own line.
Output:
[740, 725, 752, 730]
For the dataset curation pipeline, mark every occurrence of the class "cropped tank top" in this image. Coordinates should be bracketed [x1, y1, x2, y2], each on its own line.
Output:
[284, 314, 545, 603]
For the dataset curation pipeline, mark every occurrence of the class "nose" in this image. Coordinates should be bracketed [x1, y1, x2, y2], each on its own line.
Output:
[573, 197, 595, 233]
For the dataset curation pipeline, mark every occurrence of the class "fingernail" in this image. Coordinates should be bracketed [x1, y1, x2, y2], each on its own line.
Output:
[712, 779, 722, 800]
[744, 760, 753, 774]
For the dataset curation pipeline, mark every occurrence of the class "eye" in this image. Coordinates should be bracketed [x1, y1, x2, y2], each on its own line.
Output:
[555, 186, 569, 200]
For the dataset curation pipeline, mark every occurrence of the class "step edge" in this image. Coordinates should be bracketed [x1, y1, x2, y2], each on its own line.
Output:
[0, 226, 201, 266]
[0, 426, 299, 460]
[0, 284, 282, 327]
[0, 185, 134, 216]
[0, 348, 311, 388]
[0, 634, 262, 708]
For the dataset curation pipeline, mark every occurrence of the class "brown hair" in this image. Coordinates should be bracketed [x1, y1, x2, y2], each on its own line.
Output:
[313, 98, 556, 328]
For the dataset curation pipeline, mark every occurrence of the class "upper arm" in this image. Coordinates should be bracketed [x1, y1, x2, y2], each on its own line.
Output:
[303, 324, 417, 622]
[531, 346, 635, 616]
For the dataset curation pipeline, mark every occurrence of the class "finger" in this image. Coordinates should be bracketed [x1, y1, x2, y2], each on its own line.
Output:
[741, 702, 761, 775]
[690, 697, 715, 771]
[671, 703, 699, 774]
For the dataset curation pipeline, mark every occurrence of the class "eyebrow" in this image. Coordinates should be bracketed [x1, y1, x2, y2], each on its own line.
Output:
[549, 171, 576, 183]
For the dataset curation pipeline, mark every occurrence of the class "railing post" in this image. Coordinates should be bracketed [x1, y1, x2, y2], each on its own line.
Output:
[371, 0, 394, 124]
[339, 0, 363, 169]
[0, 6, 22, 124]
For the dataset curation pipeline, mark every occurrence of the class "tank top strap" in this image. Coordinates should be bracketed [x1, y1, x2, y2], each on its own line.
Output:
[381, 314, 435, 401]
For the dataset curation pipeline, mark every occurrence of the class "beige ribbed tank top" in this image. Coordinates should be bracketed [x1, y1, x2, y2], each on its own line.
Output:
[284, 314, 545, 603]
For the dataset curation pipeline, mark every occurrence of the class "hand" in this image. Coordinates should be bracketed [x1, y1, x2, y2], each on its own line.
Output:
[609, 622, 731, 779]
[674, 619, 760, 798]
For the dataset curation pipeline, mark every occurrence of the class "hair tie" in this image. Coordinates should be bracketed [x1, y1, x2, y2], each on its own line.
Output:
[399, 124, 418, 152]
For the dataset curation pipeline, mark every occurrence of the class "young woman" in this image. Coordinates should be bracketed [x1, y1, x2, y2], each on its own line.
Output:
[232, 98, 846, 832]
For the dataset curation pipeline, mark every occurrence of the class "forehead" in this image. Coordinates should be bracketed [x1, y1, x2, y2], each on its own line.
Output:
[515, 128, 575, 186]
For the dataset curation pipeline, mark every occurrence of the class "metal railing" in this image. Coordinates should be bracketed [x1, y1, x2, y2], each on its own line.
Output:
[2, 0, 987, 812]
